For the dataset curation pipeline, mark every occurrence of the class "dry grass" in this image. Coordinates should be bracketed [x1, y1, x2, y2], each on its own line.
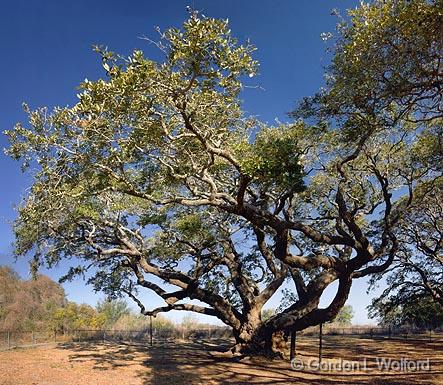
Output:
[0, 337, 441, 385]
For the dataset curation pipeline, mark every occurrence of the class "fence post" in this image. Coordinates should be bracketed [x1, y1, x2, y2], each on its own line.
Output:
[7, 331, 10, 350]
[429, 329, 432, 343]
[388, 326, 392, 339]
[290, 331, 296, 361]
[103, 330, 106, 343]
[149, 315, 153, 347]
[32, 331, 35, 345]
[54, 330, 57, 343]
[319, 323, 323, 364]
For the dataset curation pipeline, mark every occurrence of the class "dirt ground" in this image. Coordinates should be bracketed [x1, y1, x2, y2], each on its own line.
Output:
[0, 337, 442, 385]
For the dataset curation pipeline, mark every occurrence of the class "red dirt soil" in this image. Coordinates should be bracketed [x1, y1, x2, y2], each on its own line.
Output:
[0, 337, 441, 385]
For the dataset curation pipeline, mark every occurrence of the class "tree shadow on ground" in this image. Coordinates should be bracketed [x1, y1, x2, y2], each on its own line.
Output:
[58, 341, 144, 370]
[57, 338, 443, 385]
[135, 339, 443, 385]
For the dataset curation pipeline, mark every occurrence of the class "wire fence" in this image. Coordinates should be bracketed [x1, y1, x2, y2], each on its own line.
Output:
[0, 326, 233, 351]
[287, 324, 443, 364]
[299, 325, 443, 341]
[0, 325, 441, 351]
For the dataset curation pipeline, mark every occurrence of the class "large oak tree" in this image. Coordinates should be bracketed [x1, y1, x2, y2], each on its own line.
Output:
[6, 1, 442, 355]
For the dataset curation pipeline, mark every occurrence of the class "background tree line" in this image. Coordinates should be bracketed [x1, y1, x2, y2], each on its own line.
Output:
[0, 265, 173, 332]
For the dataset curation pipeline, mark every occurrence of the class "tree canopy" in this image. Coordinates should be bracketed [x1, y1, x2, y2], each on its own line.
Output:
[5, 1, 442, 355]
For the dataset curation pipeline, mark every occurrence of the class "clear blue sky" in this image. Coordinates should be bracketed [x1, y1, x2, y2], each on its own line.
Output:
[0, 0, 381, 324]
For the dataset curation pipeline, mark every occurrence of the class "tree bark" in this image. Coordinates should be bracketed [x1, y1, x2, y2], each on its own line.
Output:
[231, 325, 283, 358]
[229, 274, 353, 357]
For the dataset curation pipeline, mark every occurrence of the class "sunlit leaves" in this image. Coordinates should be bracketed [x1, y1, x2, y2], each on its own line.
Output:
[235, 122, 312, 191]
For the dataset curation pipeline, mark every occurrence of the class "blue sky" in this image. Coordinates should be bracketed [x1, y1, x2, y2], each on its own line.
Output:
[0, 0, 381, 324]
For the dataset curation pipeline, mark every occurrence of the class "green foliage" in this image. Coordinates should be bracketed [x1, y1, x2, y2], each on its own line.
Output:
[3, 13, 263, 280]
[235, 123, 309, 191]
[261, 308, 275, 322]
[294, 0, 442, 136]
[96, 299, 131, 328]
[331, 305, 354, 325]
[165, 16, 258, 95]
[369, 297, 443, 329]
[50, 302, 106, 331]
[175, 214, 203, 238]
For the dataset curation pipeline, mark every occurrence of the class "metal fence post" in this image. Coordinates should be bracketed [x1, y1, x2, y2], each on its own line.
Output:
[150, 316, 153, 347]
[319, 323, 323, 364]
[7, 331, 10, 350]
[290, 331, 296, 361]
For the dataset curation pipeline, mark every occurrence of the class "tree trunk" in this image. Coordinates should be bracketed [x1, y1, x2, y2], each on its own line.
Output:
[231, 326, 285, 358]
[229, 275, 353, 358]
[228, 307, 292, 358]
